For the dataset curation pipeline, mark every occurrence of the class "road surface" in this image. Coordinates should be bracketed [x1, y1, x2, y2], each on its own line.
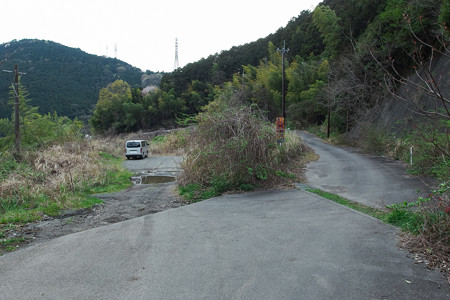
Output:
[1, 153, 448, 299]
[299, 131, 429, 208]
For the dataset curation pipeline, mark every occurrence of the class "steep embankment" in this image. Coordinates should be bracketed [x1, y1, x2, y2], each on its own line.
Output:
[350, 53, 450, 138]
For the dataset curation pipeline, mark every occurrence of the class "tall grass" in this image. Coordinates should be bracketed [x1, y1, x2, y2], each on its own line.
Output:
[0, 137, 132, 223]
[148, 129, 189, 155]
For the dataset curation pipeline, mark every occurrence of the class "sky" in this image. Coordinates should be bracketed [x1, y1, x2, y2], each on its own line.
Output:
[1, 0, 322, 72]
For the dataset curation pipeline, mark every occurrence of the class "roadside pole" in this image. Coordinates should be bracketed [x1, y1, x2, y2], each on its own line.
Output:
[276, 41, 289, 144]
[277, 41, 289, 120]
[14, 65, 20, 155]
[3, 64, 25, 157]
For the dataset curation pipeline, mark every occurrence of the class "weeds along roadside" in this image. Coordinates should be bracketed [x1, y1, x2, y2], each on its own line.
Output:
[306, 186, 449, 280]
[0, 136, 132, 229]
[308, 122, 449, 280]
[0, 128, 188, 254]
[177, 105, 314, 202]
[352, 124, 449, 269]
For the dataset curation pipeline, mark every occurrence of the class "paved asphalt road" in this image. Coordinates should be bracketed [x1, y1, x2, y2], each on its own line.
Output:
[1, 149, 448, 299]
[298, 131, 429, 208]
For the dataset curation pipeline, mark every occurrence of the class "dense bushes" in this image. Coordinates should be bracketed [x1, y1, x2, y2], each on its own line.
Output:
[178, 102, 305, 200]
[407, 121, 449, 180]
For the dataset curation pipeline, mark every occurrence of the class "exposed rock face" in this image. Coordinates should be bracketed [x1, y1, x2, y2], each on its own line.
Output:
[347, 53, 449, 139]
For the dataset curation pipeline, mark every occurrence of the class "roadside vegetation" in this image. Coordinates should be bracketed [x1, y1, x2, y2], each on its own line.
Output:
[0, 97, 136, 253]
[177, 91, 312, 202]
[308, 97, 449, 278]
[306, 184, 449, 278]
[353, 126, 449, 277]
[0, 0, 447, 276]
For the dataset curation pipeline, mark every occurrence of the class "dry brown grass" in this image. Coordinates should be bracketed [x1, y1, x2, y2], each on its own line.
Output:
[398, 185, 450, 281]
[148, 129, 189, 156]
[0, 128, 190, 210]
[178, 106, 308, 189]
[0, 136, 128, 215]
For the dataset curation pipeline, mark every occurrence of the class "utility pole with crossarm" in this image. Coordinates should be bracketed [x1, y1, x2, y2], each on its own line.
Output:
[3, 64, 25, 157]
[277, 41, 289, 119]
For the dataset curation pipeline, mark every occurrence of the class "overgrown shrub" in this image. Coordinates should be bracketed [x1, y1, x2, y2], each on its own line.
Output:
[359, 125, 389, 155]
[388, 181, 449, 273]
[407, 121, 449, 180]
[178, 105, 304, 194]
[0, 112, 83, 152]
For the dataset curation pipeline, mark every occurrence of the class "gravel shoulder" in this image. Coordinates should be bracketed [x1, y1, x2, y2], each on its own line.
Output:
[8, 155, 187, 251]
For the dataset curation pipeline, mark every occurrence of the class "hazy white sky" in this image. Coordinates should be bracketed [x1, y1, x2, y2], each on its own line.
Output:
[1, 0, 321, 72]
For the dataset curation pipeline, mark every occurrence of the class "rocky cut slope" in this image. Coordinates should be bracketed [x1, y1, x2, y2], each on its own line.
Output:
[347, 52, 450, 139]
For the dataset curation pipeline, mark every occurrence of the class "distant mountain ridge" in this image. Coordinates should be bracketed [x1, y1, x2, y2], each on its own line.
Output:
[0, 39, 153, 120]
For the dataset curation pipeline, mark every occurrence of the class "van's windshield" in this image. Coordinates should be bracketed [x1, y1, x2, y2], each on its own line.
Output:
[126, 142, 141, 148]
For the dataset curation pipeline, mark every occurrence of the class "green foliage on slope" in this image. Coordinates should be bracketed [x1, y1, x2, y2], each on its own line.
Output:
[0, 39, 146, 120]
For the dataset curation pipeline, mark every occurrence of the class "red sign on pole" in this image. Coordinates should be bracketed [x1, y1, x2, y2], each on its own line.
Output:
[276, 117, 285, 143]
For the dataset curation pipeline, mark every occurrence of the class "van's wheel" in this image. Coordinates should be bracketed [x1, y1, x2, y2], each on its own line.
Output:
[126, 156, 130, 160]
[141, 154, 145, 159]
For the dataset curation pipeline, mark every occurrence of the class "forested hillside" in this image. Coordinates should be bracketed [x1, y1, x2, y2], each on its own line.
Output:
[161, 0, 385, 96]
[0, 39, 158, 120]
[1, 0, 448, 136]
[155, 0, 447, 132]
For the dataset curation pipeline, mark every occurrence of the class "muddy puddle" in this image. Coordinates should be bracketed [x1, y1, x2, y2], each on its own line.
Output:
[131, 173, 177, 185]
[141, 175, 176, 184]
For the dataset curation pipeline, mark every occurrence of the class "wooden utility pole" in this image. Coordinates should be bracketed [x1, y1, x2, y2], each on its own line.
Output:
[3, 64, 24, 156]
[277, 41, 289, 120]
[13, 64, 20, 155]
[327, 74, 331, 139]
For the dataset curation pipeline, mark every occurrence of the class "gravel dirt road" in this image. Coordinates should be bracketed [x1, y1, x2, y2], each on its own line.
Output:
[14, 155, 186, 249]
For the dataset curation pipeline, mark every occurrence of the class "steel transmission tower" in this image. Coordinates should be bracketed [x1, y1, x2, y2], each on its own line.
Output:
[174, 38, 180, 70]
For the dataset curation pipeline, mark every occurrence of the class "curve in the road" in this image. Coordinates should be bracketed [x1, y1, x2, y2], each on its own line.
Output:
[298, 131, 429, 208]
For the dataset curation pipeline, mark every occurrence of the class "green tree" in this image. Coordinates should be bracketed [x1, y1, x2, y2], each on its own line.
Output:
[1, 82, 82, 150]
[90, 80, 132, 134]
[158, 89, 186, 121]
[440, 0, 450, 26]
[7, 82, 40, 129]
[142, 90, 161, 127]
[182, 80, 214, 114]
[312, 5, 343, 58]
